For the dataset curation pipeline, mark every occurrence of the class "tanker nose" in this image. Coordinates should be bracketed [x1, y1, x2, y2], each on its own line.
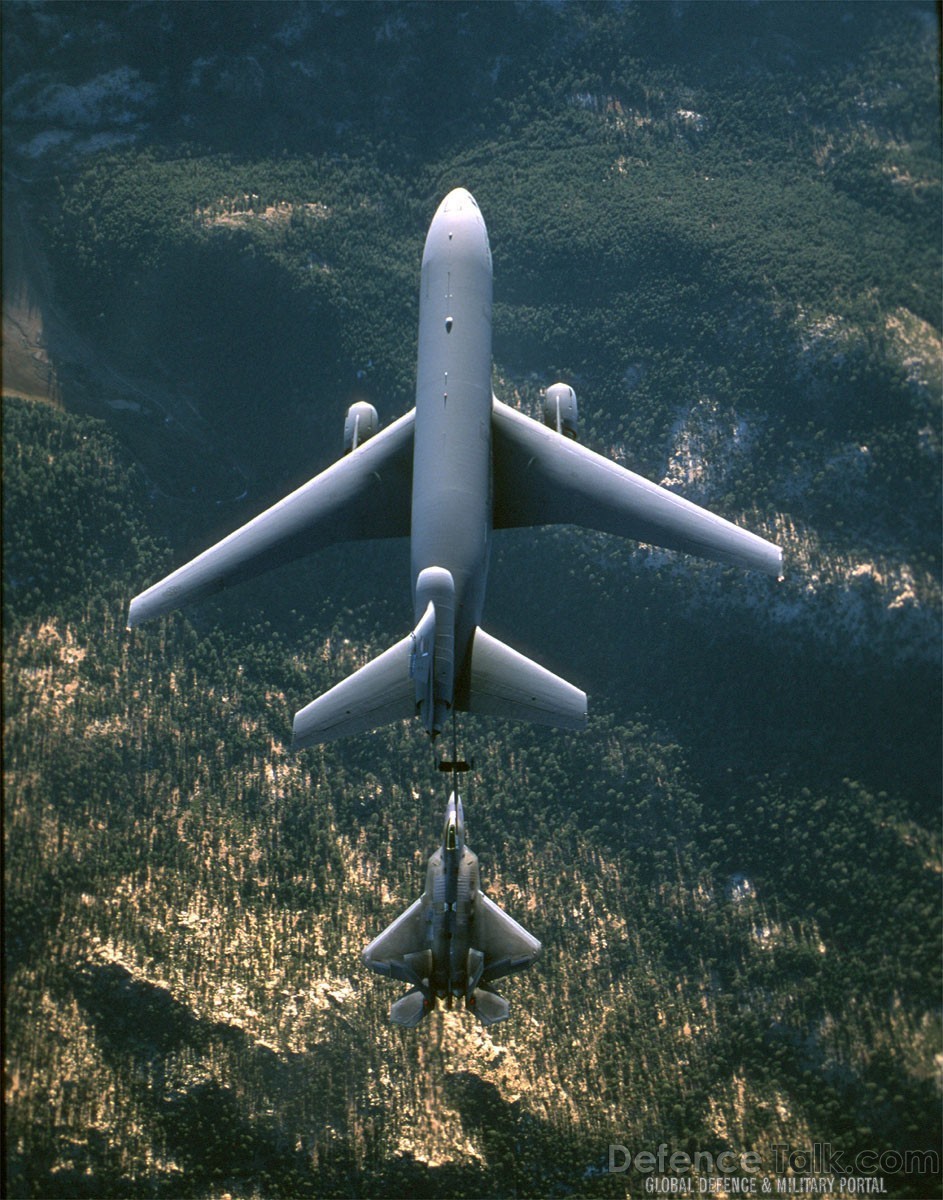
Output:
[423, 187, 491, 279]
[437, 187, 479, 215]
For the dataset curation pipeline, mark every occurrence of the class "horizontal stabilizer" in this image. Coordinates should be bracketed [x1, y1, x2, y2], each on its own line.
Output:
[460, 627, 587, 730]
[129, 409, 415, 627]
[469, 986, 510, 1027]
[292, 635, 415, 749]
[492, 399, 782, 577]
[390, 989, 429, 1028]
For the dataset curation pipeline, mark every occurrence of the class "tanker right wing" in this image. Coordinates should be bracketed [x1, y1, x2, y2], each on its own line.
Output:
[128, 409, 415, 627]
[491, 399, 782, 577]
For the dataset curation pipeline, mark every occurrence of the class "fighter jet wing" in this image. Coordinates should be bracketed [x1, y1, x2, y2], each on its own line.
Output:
[474, 891, 541, 983]
[362, 897, 427, 969]
[129, 408, 416, 626]
[491, 399, 782, 576]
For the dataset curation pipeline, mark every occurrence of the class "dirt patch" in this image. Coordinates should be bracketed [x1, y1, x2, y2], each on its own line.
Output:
[2, 203, 61, 406]
[3, 182, 249, 503]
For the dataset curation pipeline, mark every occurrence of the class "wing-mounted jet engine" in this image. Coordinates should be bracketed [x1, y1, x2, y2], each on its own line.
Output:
[362, 793, 541, 1028]
[343, 401, 379, 454]
[542, 382, 579, 440]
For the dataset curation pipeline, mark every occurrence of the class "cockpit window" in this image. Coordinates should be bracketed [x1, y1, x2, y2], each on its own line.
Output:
[446, 824, 456, 851]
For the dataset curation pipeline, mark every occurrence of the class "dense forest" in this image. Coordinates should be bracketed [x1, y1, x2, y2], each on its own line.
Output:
[3, 3, 940, 1198]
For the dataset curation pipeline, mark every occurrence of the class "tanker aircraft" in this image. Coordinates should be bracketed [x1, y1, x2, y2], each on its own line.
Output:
[129, 188, 782, 745]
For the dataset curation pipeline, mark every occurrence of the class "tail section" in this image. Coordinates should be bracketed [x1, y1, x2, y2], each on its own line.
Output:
[459, 627, 587, 730]
[467, 985, 511, 1027]
[390, 989, 430, 1027]
[292, 635, 415, 748]
[292, 579, 586, 748]
[290, 614, 583, 744]
[292, 566, 457, 748]
[387, 983, 510, 1028]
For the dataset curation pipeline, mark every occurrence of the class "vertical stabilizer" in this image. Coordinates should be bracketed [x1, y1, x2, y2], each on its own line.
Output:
[411, 566, 455, 736]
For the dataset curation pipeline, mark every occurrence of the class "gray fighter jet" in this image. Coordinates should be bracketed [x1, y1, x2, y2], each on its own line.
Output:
[129, 188, 782, 744]
[363, 792, 540, 1026]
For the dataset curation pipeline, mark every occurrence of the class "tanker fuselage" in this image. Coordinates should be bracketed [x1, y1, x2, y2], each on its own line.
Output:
[410, 189, 494, 713]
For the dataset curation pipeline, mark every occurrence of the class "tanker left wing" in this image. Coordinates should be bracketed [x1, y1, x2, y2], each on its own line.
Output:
[128, 409, 415, 627]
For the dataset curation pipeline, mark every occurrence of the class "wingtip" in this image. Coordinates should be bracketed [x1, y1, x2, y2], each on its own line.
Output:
[758, 543, 783, 579]
[290, 724, 323, 755]
[290, 714, 313, 754]
[127, 595, 147, 628]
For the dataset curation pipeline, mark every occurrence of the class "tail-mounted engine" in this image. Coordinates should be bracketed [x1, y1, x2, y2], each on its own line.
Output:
[343, 401, 379, 453]
[542, 383, 578, 440]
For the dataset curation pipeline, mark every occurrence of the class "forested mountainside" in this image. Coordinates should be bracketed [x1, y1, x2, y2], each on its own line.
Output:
[3, 3, 940, 1197]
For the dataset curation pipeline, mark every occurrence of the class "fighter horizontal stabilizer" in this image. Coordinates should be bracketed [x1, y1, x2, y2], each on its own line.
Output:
[292, 634, 415, 749]
[469, 986, 510, 1027]
[491, 399, 782, 577]
[128, 409, 416, 627]
[460, 628, 587, 730]
[390, 989, 429, 1027]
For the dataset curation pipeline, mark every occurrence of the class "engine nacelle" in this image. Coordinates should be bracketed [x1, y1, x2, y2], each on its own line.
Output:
[343, 401, 379, 453]
[542, 383, 578, 440]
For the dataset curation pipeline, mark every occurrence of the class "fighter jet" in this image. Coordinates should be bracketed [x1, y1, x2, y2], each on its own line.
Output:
[129, 188, 782, 745]
[363, 792, 540, 1026]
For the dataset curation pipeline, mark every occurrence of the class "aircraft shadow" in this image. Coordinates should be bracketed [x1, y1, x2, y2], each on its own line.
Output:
[7, 960, 625, 1198]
